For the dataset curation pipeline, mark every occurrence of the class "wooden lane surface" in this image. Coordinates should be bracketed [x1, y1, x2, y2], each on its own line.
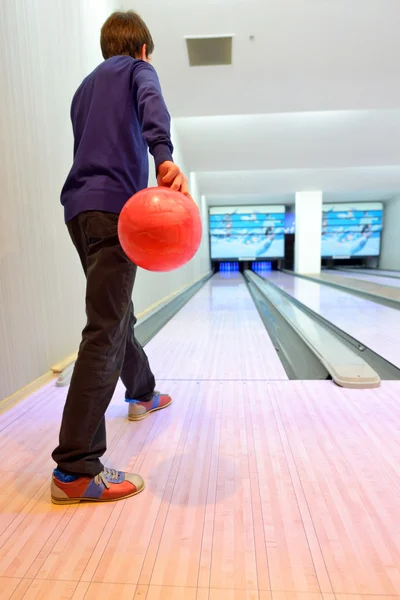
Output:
[324, 269, 400, 288]
[313, 272, 400, 302]
[262, 271, 400, 370]
[272, 380, 400, 596]
[1, 380, 399, 598]
[144, 274, 288, 381]
[0, 273, 399, 599]
[340, 268, 400, 280]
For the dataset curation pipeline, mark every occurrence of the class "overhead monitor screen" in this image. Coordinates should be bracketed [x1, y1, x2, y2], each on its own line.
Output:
[209, 206, 285, 260]
[321, 202, 383, 257]
[284, 211, 295, 234]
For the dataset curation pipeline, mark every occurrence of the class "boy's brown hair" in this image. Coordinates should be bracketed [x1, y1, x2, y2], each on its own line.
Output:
[101, 11, 154, 60]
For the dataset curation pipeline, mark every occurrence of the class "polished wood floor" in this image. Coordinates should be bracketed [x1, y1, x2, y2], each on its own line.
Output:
[314, 272, 400, 302]
[325, 270, 400, 289]
[264, 271, 400, 370]
[1, 277, 399, 599]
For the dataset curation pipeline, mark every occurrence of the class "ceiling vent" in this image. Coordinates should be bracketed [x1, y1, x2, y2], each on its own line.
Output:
[185, 35, 233, 67]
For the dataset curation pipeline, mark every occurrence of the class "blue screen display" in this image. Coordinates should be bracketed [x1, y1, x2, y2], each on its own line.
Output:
[321, 202, 383, 257]
[209, 205, 285, 260]
[284, 211, 295, 234]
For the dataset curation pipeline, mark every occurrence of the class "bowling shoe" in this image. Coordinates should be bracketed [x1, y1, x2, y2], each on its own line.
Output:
[51, 467, 145, 505]
[126, 391, 172, 421]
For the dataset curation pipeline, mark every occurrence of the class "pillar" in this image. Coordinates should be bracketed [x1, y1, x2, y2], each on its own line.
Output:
[294, 191, 322, 274]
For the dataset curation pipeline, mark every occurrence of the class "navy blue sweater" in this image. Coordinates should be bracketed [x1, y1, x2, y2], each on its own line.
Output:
[61, 56, 173, 222]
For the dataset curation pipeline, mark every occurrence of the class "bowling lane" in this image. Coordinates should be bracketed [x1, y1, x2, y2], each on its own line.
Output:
[340, 268, 400, 280]
[261, 271, 400, 369]
[325, 269, 400, 288]
[144, 273, 288, 381]
[312, 271, 400, 303]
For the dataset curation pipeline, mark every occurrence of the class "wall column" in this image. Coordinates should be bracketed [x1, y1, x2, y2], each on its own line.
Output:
[294, 191, 323, 274]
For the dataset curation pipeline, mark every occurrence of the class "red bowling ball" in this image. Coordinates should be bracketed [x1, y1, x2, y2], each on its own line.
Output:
[118, 187, 202, 272]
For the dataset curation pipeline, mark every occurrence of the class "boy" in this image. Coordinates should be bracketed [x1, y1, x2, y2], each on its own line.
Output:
[51, 11, 189, 505]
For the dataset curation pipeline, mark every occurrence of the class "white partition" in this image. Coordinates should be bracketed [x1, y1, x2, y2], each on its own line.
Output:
[294, 191, 322, 274]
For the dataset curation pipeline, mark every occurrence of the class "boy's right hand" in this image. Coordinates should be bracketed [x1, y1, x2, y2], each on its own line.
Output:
[157, 161, 190, 198]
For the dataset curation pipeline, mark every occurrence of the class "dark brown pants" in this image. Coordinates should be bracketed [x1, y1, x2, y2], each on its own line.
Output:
[52, 211, 155, 477]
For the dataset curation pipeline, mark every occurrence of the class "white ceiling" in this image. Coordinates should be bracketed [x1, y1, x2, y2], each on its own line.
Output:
[205, 191, 398, 208]
[200, 167, 400, 202]
[175, 110, 400, 172]
[123, 0, 400, 204]
[127, 0, 400, 117]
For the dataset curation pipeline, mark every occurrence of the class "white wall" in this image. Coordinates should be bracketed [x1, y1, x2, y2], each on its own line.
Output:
[0, 0, 122, 400]
[0, 1, 210, 400]
[380, 195, 400, 270]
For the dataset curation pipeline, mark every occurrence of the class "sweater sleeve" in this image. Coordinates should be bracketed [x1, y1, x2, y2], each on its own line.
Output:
[134, 62, 174, 169]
